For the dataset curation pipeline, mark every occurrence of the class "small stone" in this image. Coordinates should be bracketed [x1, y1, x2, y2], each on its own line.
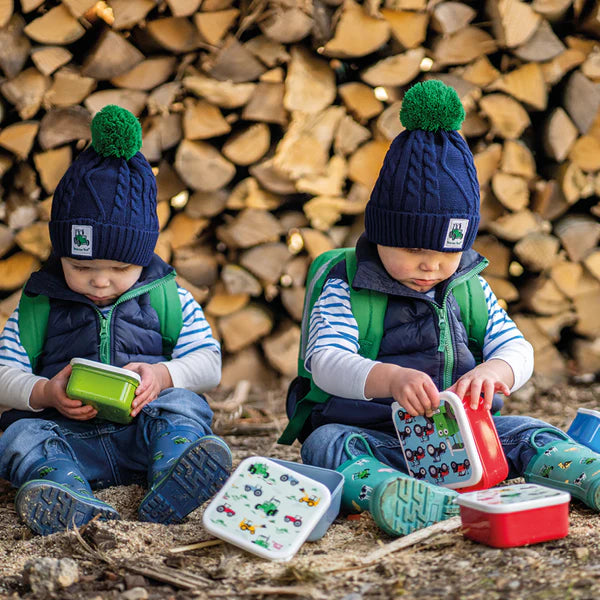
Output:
[121, 587, 149, 600]
[23, 557, 79, 594]
[575, 547, 590, 561]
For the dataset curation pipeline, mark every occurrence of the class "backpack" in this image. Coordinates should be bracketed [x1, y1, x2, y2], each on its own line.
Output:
[17, 277, 183, 372]
[278, 247, 489, 445]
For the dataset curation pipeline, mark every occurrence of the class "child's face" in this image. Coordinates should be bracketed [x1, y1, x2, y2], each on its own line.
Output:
[377, 246, 462, 292]
[61, 257, 143, 306]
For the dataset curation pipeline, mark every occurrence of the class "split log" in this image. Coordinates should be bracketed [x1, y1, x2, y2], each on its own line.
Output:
[322, 0, 390, 58]
[182, 98, 231, 140]
[174, 140, 236, 192]
[219, 304, 273, 353]
[0, 252, 40, 291]
[479, 93, 531, 139]
[194, 9, 239, 47]
[38, 107, 91, 150]
[0, 15, 31, 79]
[222, 123, 271, 166]
[81, 31, 144, 80]
[487, 0, 541, 48]
[262, 323, 300, 377]
[43, 67, 96, 108]
[146, 17, 202, 53]
[24, 5, 85, 45]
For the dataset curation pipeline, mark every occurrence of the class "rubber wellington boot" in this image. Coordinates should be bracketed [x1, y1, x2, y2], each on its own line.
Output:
[524, 428, 600, 511]
[139, 427, 232, 524]
[15, 457, 120, 536]
[335, 434, 459, 536]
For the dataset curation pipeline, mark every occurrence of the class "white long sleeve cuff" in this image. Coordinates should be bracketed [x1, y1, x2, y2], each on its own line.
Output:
[309, 348, 379, 400]
[487, 337, 534, 392]
[162, 348, 221, 394]
[0, 365, 47, 412]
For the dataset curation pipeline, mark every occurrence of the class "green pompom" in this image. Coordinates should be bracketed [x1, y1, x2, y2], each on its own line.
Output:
[90, 105, 142, 160]
[400, 80, 465, 132]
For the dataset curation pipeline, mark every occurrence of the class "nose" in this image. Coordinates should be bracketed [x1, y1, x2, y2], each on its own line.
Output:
[420, 257, 439, 272]
[91, 273, 110, 288]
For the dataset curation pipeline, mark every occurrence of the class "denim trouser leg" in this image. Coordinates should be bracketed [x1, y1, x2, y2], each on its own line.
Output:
[301, 416, 568, 477]
[301, 424, 412, 473]
[0, 388, 214, 490]
[492, 415, 566, 478]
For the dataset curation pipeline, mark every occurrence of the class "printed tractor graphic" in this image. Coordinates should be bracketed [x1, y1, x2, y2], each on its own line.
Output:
[299, 494, 320, 507]
[244, 484, 263, 496]
[239, 518, 256, 534]
[73, 230, 90, 247]
[216, 503, 235, 517]
[284, 514, 303, 527]
[38, 467, 57, 478]
[255, 497, 280, 516]
[432, 407, 460, 438]
[352, 468, 370, 480]
[279, 473, 299, 486]
[253, 535, 270, 549]
[449, 227, 463, 241]
[248, 463, 270, 478]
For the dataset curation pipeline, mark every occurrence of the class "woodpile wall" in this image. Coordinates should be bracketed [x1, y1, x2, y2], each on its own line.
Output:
[0, 0, 599, 388]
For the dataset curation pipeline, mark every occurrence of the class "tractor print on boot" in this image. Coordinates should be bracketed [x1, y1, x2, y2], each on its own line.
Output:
[139, 427, 232, 524]
[15, 457, 120, 536]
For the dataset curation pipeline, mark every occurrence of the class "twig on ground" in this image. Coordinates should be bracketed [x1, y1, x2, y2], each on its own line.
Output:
[360, 517, 462, 564]
[168, 539, 224, 554]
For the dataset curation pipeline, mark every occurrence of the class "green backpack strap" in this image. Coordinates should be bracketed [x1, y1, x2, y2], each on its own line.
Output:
[278, 248, 387, 445]
[18, 292, 51, 372]
[345, 249, 388, 360]
[17, 277, 183, 371]
[452, 275, 488, 364]
[148, 276, 183, 360]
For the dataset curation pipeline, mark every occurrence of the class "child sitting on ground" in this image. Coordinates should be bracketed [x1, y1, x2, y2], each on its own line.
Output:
[0, 105, 231, 535]
[281, 80, 600, 536]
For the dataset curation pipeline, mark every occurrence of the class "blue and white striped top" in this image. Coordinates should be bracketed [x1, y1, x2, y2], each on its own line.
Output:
[0, 286, 219, 373]
[306, 276, 533, 398]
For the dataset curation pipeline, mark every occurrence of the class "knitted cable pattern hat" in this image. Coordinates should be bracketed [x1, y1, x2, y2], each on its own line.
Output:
[365, 79, 480, 252]
[49, 105, 158, 266]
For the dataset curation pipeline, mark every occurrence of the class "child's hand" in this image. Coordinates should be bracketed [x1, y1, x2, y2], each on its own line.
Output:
[124, 362, 172, 417]
[449, 359, 513, 410]
[366, 363, 439, 417]
[31, 364, 98, 420]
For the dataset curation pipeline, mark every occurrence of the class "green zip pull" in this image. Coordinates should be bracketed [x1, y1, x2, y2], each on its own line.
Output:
[98, 316, 110, 363]
[437, 313, 446, 352]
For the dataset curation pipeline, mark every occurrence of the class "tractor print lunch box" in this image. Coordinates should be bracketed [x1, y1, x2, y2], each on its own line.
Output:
[202, 456, 333, 561]
[457, 483, 571, 547]
[391, 391, 508, 491]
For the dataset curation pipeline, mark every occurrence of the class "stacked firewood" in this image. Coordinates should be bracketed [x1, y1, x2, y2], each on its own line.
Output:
[0, 0, 599, 388]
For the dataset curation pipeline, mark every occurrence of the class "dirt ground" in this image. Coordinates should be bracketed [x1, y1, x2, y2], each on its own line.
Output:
[1, 381, 600, 600]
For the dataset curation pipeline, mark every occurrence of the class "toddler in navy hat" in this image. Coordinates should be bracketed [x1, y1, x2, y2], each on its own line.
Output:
[0, 105, 232, 535]
[282, 80, 598, 536]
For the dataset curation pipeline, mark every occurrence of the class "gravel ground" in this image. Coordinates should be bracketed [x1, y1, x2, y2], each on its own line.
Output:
[1, 381, 599, 599]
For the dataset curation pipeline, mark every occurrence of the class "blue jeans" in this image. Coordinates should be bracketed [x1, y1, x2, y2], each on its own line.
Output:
[301, 415, 567, 479]
[0, 388, 214, 489]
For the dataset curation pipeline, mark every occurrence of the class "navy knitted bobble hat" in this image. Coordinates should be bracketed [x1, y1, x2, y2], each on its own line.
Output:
[50, 105, 158, 267]
[365, 79, 480, 252]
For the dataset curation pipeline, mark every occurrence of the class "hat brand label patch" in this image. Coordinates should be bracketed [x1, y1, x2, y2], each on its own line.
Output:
[71, 225, 93, 257]
[444, 219, 469, 249]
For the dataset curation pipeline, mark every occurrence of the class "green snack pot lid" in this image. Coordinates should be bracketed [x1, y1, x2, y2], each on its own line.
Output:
[69, 358, 141, 384]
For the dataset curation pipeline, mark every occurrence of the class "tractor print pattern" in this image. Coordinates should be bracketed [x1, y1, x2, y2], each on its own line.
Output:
[204, 458, 329, 558]
[392, 400, 475, 487]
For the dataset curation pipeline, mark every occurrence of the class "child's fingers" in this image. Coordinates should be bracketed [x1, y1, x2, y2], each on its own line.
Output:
[65, 405, 97, 420]
[482, 380, 495, 410]
[469, 381, 483, 409]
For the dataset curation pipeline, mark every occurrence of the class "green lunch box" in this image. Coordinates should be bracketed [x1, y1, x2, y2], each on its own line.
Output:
[66, 358, 141, 424]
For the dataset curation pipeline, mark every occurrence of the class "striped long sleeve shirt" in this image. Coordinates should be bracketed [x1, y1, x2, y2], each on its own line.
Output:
[0, 286, 221, 411]
[306, 276, 534, 401]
